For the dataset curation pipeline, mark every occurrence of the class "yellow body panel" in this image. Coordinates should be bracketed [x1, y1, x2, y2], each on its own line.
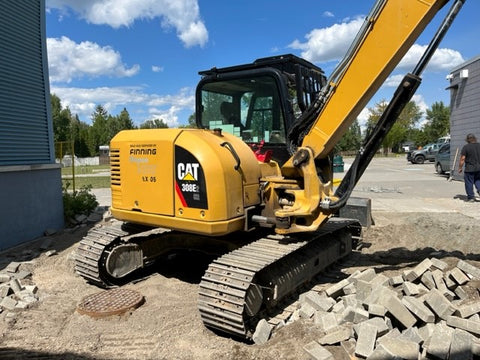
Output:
[110, 128, 262, 236]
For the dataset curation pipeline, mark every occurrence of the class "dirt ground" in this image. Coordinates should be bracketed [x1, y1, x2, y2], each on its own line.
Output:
[0, 211, 479, 360]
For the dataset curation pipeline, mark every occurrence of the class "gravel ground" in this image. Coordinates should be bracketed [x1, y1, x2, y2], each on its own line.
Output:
[0, 157, 479, 359]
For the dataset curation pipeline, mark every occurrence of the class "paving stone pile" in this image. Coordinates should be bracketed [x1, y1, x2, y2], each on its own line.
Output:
[255, 257, 480, 359]
[0, 259, 40, 321]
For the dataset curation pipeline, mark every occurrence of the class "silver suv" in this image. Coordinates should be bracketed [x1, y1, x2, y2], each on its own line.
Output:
[407, 143, 442, 164]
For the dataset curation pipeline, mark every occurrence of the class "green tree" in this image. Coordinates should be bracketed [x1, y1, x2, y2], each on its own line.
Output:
[140, 118, 169, 129]
[179, 113, 197, 128]
[336, 119, 362, 152]
[422, 101, 450, 143]
[117, 107, 135, 130]
[90, 105, 110, 155]
[70, 114, 93, 157]
[51, 94, 72, 142]
[366, 100, 422, 154]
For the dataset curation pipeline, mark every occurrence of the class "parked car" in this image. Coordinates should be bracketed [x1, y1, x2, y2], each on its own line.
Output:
[435, 143, 450, 174]
[407, 142, 442, 164]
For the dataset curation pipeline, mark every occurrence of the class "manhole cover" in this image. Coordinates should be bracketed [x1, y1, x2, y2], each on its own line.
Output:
[77, 288, 144, 318]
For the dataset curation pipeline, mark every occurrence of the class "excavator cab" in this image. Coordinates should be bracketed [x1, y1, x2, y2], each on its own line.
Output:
[196, 54, 326, 164]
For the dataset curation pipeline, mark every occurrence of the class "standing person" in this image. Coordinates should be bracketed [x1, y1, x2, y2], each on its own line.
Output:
[458, 133, 480, 202]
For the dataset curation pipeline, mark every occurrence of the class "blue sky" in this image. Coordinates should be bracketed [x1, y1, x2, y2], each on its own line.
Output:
[45, 0, 479, 128]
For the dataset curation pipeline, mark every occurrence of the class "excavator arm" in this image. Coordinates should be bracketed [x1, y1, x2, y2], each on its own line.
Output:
[266, 0, 465, 234]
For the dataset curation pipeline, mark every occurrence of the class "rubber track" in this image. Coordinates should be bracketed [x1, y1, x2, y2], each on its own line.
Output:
[197, 219, 357, 338]
[74, 222, 129, 287]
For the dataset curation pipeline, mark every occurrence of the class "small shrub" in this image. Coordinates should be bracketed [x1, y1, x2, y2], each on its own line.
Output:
[63, 183, 99, 222]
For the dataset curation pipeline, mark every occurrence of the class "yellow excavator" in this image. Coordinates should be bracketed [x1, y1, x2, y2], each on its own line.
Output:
[75, 0, 465, 339]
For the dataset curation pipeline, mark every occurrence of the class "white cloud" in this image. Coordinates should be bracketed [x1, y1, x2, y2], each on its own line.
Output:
[383, 74, 404, 88]
[288, 17, 364, 63]
[152, 65, 164, 73]
[289, 19, 464, 74]
[323, 11, 334, 18]
[399, 44, 464, 72]
[357, 107, 372, 130]
[46, 0, 208, 48]
[47, 36, 139, 83]
[50, 85, 195, 125]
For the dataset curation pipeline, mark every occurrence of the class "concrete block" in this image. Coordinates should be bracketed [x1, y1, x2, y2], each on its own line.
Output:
[426, 323, 454, 360]
[0, 284, 11, 298]
[399, 327, 423, 345]
[446, 315, 480, 336]
[303, 341, 334, 360]
[0, 273, 11, 283]
[314, 312, 337, 332]
[5, 262, 20, 273]
[425, 288, 456, 320]
[339, 306, 355, 323]
[366, 345, 396, 360]
[472, 337, 480, 356]
[325, 278, 350, 298]
[454, 286, 468, 300]
[431, 269, 448, 292]
[402, 282, 419, 296]
[450, 267, 470, 285]
[354, 317, 389, 337]
[379, 337, 419, 360]
[331, 301, 345, 314]
[340, 306, 368, 324]
[299, 302, 316, 319]
[15, 300, 28, 310]
[420, 271, 435, 290]
[365, 285, 396, 308]
[342, 294, 358, 308]
[13, 270, 31, 280]
[339, 339, 356, 359]
[305, 291, 335, 312]
[367, 303, 386, 317]
[355, 322, 377, 358]
[469, 313, 480, 322]
[0, 296, 18, 311]
[450, 328, 473, 360]
[444, 271, 457, 289]
[318, 325, 352, 345]
[9, 278, 22, 295]
[383, 294, 416, 328]
[416, 283, 429, 295]
[342, 282, 356, 295]
[24, 285, 38, 294]
[456, 302, 480, 318]
[430, 257, 448, 271]
[405, 258, 432, 282]
[376, 328, 400, 346]
[402, 296, 435, 323]
[457, 260, 480, 280]
[356, 279, 372, 302]
[351, 268, 376, 283]
[389, 275, 403, 287]
[370, 274, 389, 288]
[252, 319, 273, 345]
[417, 323, 436, 343]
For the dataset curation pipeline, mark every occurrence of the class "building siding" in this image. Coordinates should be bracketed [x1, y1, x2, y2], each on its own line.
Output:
[0, 0, 54, 165]
[0, 0, 63, 249]
[448, 55, 480, 181]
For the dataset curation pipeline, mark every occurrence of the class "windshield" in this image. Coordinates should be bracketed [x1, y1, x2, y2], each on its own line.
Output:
[199, 75, 286, 144]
